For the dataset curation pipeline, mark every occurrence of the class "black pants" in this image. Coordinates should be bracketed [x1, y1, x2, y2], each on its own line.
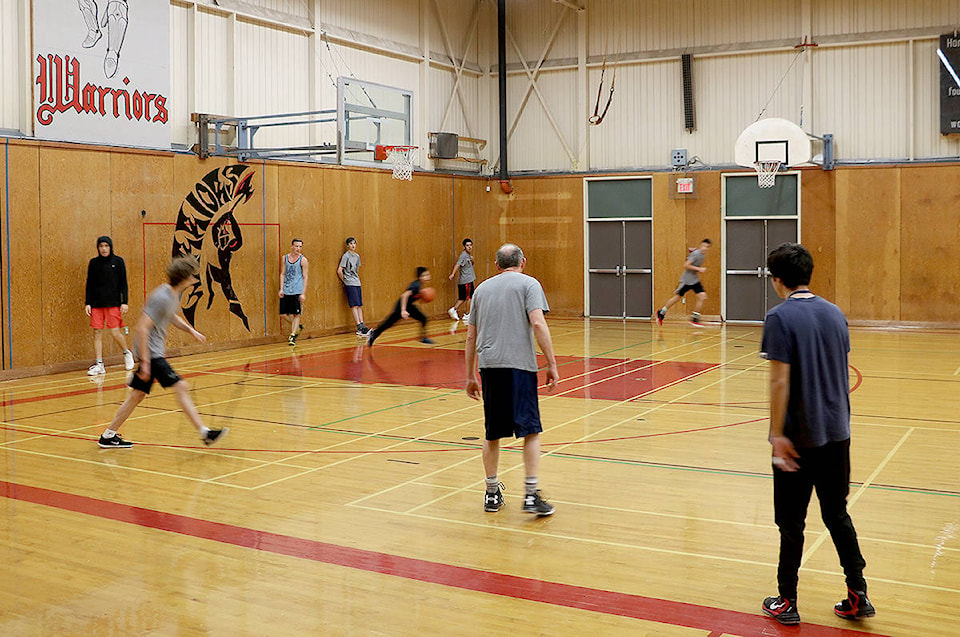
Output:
[774, 438, 867, 600]
[368, 303, 427, 344]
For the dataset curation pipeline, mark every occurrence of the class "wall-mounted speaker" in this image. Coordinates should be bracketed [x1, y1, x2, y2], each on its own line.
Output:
[681, 53, 695, 132]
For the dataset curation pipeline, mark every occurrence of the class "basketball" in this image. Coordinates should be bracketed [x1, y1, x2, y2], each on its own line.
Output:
[419, 287, 436, 302]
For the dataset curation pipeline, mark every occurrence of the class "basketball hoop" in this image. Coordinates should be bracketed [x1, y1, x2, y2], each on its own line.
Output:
[754, 160, 781, 188]
[377, 145, 417, 181]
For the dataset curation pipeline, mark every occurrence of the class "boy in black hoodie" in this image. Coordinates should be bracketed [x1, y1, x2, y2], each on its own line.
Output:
[85, 236, 134, 375]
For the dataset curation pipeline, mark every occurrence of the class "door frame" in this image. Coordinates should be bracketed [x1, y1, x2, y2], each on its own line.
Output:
[720, 171, 802, 324]
[583, 176, 653, 318]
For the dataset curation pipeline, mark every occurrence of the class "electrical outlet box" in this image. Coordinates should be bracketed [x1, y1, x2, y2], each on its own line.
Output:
[671, 149, 688, 167]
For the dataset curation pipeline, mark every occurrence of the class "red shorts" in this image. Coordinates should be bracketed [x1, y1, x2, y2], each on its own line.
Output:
[90, 306, 125, 329]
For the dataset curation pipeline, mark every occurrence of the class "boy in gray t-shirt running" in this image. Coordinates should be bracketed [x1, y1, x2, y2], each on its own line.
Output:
[656, 238, 712, 325]
[97, 256, 228, 449]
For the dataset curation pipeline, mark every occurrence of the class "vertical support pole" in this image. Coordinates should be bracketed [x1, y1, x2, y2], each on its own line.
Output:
[576, 6, 587, 171]
[497, 0, 508, 184]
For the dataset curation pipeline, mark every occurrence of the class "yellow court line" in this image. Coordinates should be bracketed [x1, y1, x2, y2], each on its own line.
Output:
[3, 447, 254, 489]
[414, 479, 960, 553]
[351, 502, 780, 569]
[413, 480, 778, 529]
[799, 427, 916, 569]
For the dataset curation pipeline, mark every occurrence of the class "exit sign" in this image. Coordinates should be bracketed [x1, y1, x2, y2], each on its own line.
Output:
[676, 177, 694, 194]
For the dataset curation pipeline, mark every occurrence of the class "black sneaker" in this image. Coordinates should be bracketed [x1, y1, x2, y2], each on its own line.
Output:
[484, 484, 505, 512]
[98, 433, 133, 449]
[690, 313, 702, 325]
[834, 589, 875, 620]
[421, 337, 436, 344]
[656, 309, 665, 326]
[762, 595, 800, 625]
[522, 490, 555, 516]
[202, 428, 229, 446]
[288, 334, 297, 346]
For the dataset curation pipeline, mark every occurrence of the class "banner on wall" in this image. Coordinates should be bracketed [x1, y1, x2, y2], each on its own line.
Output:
[32, 0, 170, 148]
[940, 34, 960, 135]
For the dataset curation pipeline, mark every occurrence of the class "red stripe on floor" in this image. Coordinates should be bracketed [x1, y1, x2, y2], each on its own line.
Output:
[0, 480, 885, 637]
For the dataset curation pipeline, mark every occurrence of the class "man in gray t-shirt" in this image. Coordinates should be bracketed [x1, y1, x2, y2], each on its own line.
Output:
[465, 243, 559, 517]
[96, 257, 228, 449]
[656, 238, 712, 326]
[447, 238, 476, 322]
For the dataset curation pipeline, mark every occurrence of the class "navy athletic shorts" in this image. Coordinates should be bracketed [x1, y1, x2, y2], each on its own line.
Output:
[479, 368, 543, 440]
[344, 285, 363, 307]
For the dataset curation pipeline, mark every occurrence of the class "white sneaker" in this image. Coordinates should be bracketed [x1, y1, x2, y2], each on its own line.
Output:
[447, 307, 459, 321]
[87, 362, 105, 376]
[123, 349, 135, 371]
[462, 313, 470, 323]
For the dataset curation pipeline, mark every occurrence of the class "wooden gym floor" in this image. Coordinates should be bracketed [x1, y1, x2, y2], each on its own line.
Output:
[0, 318, 957, 636]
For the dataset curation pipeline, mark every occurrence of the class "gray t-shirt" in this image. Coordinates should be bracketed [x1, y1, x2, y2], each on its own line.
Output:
[339, 251, 361, 286]
[140, 284, 180, 359]
[456, 250, 476, 284]
[468, 271, 549, 373]
[680, 249, 706, 286]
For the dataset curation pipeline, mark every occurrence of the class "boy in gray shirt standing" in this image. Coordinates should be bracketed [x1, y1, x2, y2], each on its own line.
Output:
[97, 256, 228, 449]
[338, 237, 368, 335]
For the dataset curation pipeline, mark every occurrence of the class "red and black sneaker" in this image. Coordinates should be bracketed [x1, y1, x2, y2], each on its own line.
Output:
[656, 309, 665, 326]
[762, 595, 800, 625]
[834, 588, 875, 620]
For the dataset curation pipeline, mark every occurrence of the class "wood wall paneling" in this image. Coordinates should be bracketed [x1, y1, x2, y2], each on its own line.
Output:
[798, 168, 837, 302]
[38, 147, 112, 365]
[900, 165, 960, 322]
[837, 167, 901, 321]
[653, 173, 686, 314]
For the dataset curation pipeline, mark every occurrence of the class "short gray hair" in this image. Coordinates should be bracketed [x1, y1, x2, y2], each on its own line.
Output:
[495, 243, 524, 268]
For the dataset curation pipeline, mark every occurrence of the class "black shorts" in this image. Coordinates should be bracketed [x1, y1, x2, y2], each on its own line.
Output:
[344, 285, 363, 307]
[128, 357, 181, 394]
[480, 368, 543, 440]
[279, 294, 302, 315]
[457, 281, 475, 302]
[674, 282, 705, 296]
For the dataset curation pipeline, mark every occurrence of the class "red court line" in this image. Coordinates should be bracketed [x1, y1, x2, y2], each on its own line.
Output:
[0, 480, 885, 637]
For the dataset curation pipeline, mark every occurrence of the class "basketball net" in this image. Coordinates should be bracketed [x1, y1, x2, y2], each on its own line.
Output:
[386, 146, 417, 181]
[755, 160, 781, 189]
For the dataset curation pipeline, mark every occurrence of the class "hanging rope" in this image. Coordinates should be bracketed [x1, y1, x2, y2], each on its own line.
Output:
[589, 33, 619, 125]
